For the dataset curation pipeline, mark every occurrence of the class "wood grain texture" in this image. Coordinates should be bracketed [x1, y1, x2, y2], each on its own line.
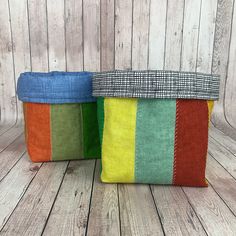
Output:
[47, 0, 66, 71]
[225, 1, 236, 129]
[206, 155, 236, 215]
[65, 0, 83, 71]
[183, 185, 236, 235]
[87, 161, 120, 236]
[28, 0, 48, 71]
[181, 0, 202, 71]
[148, 0, 167, 70]
[0, 0, 17, 123]
[196, 0, 217, 73]
[211, 0, 235, 132]
[151, 186, 206, 236]
[164, 0, 184, 70]
[43, 160, 95, 236]
[0, 125, 23, 153]
[119, 184, 164, 236]
[208, 137, 236, 179]
[8, 0, 31, 121]
[210, 125, 236, 154]
[100, 0, 115, 71]
[1, 162, 67, 235]
[0, 134, 25, 182]
[0, 154, 41, 230]
[83, 0, 100, 72]
[132, 0, 150, 70]
[115, 0, 133, 70]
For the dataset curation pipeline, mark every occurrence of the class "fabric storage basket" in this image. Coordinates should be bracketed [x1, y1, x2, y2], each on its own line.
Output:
[17, 71, 100, 162]
[93, 70, 220, 187]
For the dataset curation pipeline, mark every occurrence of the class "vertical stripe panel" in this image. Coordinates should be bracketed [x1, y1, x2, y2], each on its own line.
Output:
[25, 103, 51, 162]
[135, 99, 176, 184]
[51, 104, 83, 161]
[97, 97, 105, 145]
[101, 98, 137, 183]
[81, 102, 101, 159]
[173, 100, 209, 186]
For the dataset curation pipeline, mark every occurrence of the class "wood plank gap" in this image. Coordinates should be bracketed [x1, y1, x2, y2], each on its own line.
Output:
[209, 131, 236, 157]
[206, 155, 236, 217]
[0, 149, 26, 183]
[85, 159, 98, 236]
[0, 155, 42, 232]
[149, 185, 166, 235]
[40, 161, 70, 235]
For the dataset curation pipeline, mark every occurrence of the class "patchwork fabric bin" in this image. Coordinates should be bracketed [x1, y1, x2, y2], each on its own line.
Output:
[17, 72, 100, 162]
[93, 70, 220, 187]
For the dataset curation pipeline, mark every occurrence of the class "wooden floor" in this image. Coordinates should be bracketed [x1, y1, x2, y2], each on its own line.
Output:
[0, 123, 236, 236]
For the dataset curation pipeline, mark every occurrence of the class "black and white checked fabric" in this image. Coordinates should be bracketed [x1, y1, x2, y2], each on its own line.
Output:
[92, 70, 220, 100]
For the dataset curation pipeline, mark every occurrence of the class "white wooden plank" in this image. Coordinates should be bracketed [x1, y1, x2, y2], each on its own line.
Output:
[183, 185, 236, 235]
[164, 0, 184, 70]
[148, 0, 167, 70]
[0, 123, 15, 136]
[225, 2, 236, 129]
[211, 0, 235, 131]
[87, 1, 119, 234]
[1, 162, 67, 235]
[0, 125, 23, 153]
[151, 186, 206, 236]
[65, 0, 83, 71]
[196, 0, 217, 73]
[0, 134, 25, 182]
[47, 0, 66, 71]
[132, 0, 150, 70]
[208, 137, 236, 179]
[0, 0, 17, 123]
[115, 0, 133, 70]
[119, 185, 164, 236]
[0, 154, 41, 230]
[181, 0, 202, 71]
[100, 0, 115, 71]
[8, 0, 31, 121]
[83, 0, 100, 72]
[87, 161, 120, 236]
[210, 125, 236, 154]
[28, 0, 48, 71]
[43, 160, 95, 236]
[206, 155, 236, 215]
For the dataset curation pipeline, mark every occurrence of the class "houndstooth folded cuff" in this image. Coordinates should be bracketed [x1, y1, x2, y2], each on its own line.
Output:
[92, 70, 220, 100]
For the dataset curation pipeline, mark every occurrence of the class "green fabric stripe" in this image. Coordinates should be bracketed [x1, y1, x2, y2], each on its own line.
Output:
[51, 104, 83, 161]
[135, 99, 176, 184]
[97, 98, 105, 145]
[81, 102, 101, 159]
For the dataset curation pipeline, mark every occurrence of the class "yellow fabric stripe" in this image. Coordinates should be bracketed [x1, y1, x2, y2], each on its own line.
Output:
[207, 101, 214, 124]
[101, 98, 137, 183]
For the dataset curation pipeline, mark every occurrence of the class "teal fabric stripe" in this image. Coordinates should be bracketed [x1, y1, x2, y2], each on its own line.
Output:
[135, 99, 176, 184]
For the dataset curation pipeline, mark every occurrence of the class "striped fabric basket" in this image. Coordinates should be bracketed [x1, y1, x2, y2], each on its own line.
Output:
[17, 72, 100, 162]
[93, 70, 220, 187]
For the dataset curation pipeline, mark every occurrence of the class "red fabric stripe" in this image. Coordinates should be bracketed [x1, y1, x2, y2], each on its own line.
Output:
[173, 100, 208, 187]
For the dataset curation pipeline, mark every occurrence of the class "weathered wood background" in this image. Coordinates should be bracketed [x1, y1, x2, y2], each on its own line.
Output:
[0, 0, 236, 138]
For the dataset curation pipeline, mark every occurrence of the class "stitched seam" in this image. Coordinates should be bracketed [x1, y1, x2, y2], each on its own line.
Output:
[173, 100, 179, 184]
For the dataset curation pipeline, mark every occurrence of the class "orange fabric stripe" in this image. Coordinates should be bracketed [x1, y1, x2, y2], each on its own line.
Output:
[25, 103, 51, 162]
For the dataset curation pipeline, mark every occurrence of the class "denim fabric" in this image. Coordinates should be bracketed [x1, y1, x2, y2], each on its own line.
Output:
[17, 71, 96, 104]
